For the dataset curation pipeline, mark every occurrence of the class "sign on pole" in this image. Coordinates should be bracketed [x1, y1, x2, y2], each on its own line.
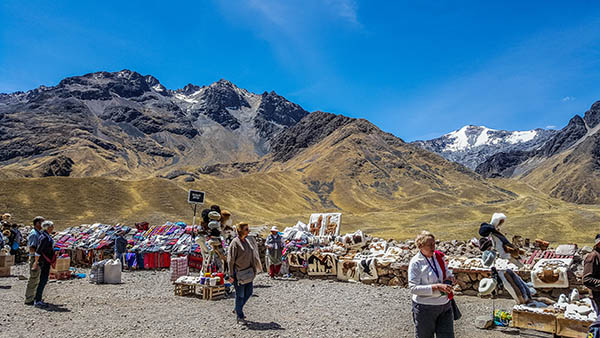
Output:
[188, 190, 205, 204]
[188, 190, 205, 226]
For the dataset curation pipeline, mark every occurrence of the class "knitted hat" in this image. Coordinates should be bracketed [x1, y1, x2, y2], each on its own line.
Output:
[482, 250, 496, 267]
[208, 211, 221, 221]
[208, 221, 220, 230]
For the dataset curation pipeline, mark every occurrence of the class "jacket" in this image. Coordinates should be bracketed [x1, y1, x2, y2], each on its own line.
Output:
[227, 236, 257, 275]
[584, 249, 600, 294]
[36, 231, 55, 266]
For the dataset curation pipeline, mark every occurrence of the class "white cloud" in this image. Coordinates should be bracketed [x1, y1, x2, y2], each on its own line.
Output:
[324, 0, 360, 26]
[561, 96, 576, 102]
[545, 125, 557, 129]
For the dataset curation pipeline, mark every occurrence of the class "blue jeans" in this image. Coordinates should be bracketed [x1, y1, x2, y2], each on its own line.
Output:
[234, 280, 253, 319]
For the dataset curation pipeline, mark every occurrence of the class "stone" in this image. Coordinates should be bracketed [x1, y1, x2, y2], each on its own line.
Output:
[463, 290, 478, 296]
[378, 277, 391, 285]
[582, 246, 593, 255]
[388, 276, 401, 286]
[474, 316, 493, 329]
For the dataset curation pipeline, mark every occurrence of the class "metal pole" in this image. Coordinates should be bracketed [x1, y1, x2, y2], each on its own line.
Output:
[192, 204, 197, 226]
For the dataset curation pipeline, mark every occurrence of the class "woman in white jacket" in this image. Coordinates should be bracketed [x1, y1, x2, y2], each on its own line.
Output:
[408, 231, 455, 338]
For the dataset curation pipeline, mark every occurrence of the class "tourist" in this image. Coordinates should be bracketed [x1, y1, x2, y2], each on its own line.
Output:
[584, 234, 600, 312]
[227, 222, 258, 324]
[33, 221, 56, 308]
[24, 216, 44, 305]
[408, 231, 455, 338]
[114, 231, 127, 271]
[266, 226, 283, 279]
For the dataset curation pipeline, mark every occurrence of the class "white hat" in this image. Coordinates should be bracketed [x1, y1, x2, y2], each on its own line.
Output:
[41, 220, 54, 229]
[270, 226, 279, 232]
[478, 278, 497, 296]
[490, 213, 506, 227]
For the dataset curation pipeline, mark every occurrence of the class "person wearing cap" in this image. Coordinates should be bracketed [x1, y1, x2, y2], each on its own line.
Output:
[583, 234, 600, 312]
[24, 216, 44, 305]
[265, 226, 284, 279]
[33, 221, 56, 308]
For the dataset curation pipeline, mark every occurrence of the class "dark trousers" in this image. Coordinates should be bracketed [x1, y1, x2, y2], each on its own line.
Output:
[592, 293, 600, 314]
[35, 263, 51, 302]
[234, 280, 253, 319]
[412, 301, 454, 338]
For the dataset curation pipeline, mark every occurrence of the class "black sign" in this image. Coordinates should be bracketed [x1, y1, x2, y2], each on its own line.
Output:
[188, 190, 205, 204]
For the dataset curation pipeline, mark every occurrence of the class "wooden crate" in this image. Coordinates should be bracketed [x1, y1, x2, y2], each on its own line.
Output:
[0, 255, 15, 268]
[49, 270, 71, 280]
[556, 315, 592, 338]
[174, 283, 198, 297]
[202, 285, 226, 301]
[0, 266, 11, 277]
[512, 310, 556, 334]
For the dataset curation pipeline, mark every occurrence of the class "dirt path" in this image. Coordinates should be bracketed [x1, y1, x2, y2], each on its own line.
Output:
[1, 264, 518, 338]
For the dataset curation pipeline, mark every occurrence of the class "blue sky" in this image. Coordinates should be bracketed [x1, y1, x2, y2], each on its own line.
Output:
[1, 1, 599, 141]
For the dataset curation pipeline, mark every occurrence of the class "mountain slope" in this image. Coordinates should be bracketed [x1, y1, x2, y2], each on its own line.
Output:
[476, 101, 600, 204]
[0, 70, 308, 178]
[413, 125, 556, 169]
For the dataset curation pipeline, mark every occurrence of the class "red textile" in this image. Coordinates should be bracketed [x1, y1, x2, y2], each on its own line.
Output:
[269, 264, 281, 277]
[434, 250, 453, 300]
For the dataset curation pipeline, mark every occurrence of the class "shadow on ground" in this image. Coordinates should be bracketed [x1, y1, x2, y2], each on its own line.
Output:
[244, 320, 284, 331]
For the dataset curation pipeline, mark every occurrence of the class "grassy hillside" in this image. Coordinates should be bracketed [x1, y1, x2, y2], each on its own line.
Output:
[1, 175, 599, 246]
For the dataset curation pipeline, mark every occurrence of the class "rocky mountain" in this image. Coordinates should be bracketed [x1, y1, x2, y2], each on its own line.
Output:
[476, 101, 600, 204]
[188, 111, 518, 214]
[0, 70, 308, 178]
[413, 125, 557, 170]
[3, 69, 599, 241]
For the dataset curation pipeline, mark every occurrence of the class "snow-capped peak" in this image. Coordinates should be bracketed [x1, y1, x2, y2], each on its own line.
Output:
[445, 125, 498, 151]
[442, 125, 543, 151]
[412, 125, 557, 170]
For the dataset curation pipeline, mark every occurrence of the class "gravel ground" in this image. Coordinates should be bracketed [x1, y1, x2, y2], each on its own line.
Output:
[1, 264, 519, 338]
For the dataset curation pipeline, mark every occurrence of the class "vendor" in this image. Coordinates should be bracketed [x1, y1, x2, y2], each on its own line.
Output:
[408, 231, 455, 338]
[266, 226, 283, 279]
[583, 234, 600, 312]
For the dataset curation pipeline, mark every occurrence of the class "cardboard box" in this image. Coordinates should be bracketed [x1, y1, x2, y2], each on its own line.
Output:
[512, 310, 556, 334]
[556, 315, 592, 338]
[51, 257, 71, 273]
[0, 266, 11, 277]
[0, 255, 15, 268]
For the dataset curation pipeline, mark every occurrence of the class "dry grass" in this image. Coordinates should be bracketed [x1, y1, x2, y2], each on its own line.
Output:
[1, 175, 599, 246]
